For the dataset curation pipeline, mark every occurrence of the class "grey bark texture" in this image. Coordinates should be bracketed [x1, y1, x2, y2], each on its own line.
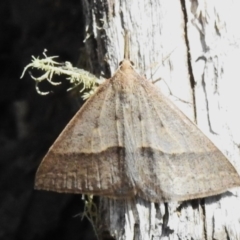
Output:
[81, 0, 240, 239]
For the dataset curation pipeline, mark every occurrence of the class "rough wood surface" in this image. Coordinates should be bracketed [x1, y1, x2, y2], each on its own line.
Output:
[81, 0, 240, 239]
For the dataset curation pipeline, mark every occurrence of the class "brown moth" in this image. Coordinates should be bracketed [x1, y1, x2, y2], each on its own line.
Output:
[35, 58, 240, 202]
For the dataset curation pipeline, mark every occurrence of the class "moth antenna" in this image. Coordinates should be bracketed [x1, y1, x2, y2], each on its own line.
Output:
[124, 30, 130, 60]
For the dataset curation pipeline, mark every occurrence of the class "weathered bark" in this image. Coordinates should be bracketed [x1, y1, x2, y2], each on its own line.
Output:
[81, 0, 240, 239]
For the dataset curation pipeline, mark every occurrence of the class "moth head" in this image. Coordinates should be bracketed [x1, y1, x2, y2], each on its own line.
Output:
[119, 59, 134, 71]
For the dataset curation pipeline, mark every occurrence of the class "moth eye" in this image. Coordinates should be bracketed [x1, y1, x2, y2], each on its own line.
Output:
[130, 61, 134, 66]
[119, 61, 123, 66]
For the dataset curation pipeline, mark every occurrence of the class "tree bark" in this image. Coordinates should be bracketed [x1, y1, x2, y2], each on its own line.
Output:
[81, 0, 240, 239]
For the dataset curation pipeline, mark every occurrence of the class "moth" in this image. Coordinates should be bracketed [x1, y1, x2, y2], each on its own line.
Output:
[35, 56, 240, 202]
